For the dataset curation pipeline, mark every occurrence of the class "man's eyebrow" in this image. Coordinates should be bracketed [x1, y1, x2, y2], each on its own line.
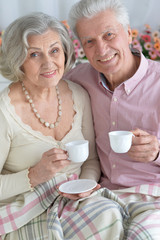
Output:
[102, 26, 119, 34]
[80, 26, 118, 40]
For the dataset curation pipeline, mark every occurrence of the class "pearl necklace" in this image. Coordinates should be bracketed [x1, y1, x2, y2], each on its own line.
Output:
[21, 81, 62, 128]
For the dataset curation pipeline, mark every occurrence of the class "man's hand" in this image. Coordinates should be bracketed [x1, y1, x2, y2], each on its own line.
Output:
[128, 128, 160, 162]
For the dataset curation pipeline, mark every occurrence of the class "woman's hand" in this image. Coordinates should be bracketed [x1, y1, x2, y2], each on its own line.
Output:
[59, 184, 101, 200]
[28, 148, 70, 187]
[128, 128, 160, 162]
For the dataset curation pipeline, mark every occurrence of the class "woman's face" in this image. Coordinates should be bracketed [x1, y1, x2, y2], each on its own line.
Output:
[22, 29, 65, 88]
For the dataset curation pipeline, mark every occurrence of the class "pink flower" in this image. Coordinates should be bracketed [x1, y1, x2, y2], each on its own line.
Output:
[144, 42, 153, 50]
[132, 39, 142, 51]
[73, 39, 81, 49]
[157, 51, 160, 57]
[74, 48, 79, 59]
[152, 31, 160, 39]
[149, 49, 158, 59]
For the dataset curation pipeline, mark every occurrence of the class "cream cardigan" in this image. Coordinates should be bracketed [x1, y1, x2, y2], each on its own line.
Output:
[0, 80, 100, 205]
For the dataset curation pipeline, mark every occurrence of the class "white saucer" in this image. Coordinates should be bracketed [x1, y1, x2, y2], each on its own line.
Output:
[59, 179, 97, 194]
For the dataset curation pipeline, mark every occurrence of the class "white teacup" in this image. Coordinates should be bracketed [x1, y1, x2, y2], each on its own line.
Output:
[65, 140, 89, 162]
[108, 131, 134, 153]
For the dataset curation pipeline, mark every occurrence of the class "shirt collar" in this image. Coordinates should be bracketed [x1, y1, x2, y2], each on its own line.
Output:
[100, 73, 113, 92]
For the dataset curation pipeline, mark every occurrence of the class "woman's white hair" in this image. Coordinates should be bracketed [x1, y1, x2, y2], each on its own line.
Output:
[68, 0, 130, 38]
[0, 12, 75, 82]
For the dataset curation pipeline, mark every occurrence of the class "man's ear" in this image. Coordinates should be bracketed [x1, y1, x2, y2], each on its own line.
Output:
[127, 25, 133, 44]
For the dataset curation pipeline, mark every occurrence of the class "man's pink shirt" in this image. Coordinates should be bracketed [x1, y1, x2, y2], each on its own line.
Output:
[65, 53, 160, 190]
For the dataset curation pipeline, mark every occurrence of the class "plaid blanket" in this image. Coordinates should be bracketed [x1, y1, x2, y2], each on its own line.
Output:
[0, 173, 75, 235]
[1, 174, 160, 240]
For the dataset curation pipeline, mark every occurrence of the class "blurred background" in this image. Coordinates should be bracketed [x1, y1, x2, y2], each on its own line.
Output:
[0, 0, 159, 30]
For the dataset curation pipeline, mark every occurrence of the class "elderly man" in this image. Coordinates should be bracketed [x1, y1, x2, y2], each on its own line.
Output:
[65, 0, 160, 239]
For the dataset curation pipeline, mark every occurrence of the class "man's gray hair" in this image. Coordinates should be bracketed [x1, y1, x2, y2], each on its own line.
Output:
[68, 0, 130, 38]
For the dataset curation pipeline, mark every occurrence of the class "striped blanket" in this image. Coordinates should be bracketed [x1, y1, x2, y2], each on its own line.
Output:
[1, 174, 160, 240]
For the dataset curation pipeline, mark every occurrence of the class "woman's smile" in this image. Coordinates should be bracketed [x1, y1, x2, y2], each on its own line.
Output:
[40, 70, 57, 78]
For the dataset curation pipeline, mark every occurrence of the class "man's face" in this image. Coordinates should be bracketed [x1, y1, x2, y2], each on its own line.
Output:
[76, 10, 132, 78]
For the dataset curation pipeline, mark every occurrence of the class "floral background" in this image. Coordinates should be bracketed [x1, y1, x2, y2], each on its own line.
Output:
[1, 22, 160, 61]
[132, 24, 160, 60]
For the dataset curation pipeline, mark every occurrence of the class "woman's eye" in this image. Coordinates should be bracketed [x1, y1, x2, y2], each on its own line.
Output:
[30, 52, 38, 57]
[51, 48, 58, 53]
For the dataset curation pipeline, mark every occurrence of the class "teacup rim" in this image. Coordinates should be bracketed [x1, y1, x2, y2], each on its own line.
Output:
[108, 130, 133, 136]
[65, 139, 89, 147]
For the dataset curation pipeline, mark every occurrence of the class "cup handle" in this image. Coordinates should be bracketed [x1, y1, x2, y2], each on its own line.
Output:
[59, 142, 67, 151]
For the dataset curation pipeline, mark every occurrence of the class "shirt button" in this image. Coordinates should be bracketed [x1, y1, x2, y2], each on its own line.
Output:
[112, 164, 116, 168]
[127, 89, 130, 94]
[112, 121, 116, 125]
[113, 97, 117, 102]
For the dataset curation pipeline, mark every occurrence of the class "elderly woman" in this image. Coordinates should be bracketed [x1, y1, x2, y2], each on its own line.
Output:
[0, 12, 102, 239]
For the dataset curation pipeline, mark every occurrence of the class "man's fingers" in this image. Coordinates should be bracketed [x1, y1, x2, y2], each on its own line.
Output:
[131, 128, 150, 137]
[132, 135, 153, 145]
